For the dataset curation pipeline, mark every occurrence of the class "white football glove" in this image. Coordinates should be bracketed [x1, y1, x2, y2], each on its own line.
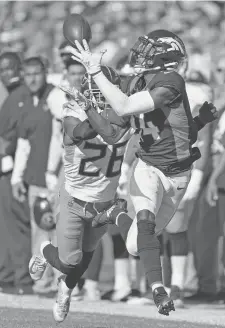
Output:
[66, 40, 106, 75]
[60, 85, 92, 112]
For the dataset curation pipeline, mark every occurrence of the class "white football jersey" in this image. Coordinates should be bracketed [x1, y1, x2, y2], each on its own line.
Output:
[63, 108, 131, 202]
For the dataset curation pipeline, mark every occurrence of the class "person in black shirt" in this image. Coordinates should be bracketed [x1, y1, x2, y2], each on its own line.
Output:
[0, 52, 32, 295]
[11, 56, 65, 295]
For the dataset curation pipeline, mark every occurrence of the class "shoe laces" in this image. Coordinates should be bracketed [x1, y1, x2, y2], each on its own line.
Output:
[106, 205, 116, 218]
[57, 292, 70, 313]
[56, 276, 71, 313]
[34, 256, 47, 271]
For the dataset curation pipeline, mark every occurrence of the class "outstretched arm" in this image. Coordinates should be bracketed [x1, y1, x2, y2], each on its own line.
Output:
[85, 106, 130, 144]
[63, 116, 97, 143]
[67, 42, 178, 116]
[62, 95, 131, 144]
[91, 73, 175, 116]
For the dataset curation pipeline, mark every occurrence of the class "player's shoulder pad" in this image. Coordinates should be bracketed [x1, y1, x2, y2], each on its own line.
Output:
[121, 75, 146, 95]
[47, 86, 67, 120]
[148, 71, 185, 93]
[62, 104, 88, 122]
[102, 108, 130, 127]
[62, 115, 82, 135]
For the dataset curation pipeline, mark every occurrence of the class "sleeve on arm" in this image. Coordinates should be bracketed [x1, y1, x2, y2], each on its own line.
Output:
[11, 138, 31, 184]
[101, 108, 131, 128]
[47, 118, 63, 173]
[152, 72, 184, 93]
[148, 72, 184, 107]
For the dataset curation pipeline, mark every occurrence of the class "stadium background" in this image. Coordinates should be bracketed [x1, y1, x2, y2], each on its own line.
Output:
[0, 1, 225, 327]
[0, 1, 223, 74]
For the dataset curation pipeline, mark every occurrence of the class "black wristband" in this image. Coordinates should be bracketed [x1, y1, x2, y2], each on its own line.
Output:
[194, 116, 205, 129]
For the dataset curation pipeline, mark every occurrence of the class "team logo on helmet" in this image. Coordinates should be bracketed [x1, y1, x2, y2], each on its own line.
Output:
[157, 37, 185, 56]
[129, 29, 187, 73]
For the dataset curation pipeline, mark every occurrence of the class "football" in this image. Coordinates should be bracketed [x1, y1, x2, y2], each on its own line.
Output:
[63, 13, 92, 47]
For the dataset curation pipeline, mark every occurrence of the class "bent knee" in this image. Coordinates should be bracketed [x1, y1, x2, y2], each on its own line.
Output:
[126, 230, 138, 257]
[59, 249, 83, 267]
[137, 209, 155, 223]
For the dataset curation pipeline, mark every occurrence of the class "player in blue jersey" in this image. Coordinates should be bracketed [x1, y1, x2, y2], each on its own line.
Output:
[67, 29, 218, 315]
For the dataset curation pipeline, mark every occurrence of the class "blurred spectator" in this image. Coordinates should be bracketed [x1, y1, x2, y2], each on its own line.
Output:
[0, 1, 223, 72]
[181, 62, 223, 303]
[204, 106, 225, 298]
[0, 51, 32, 295]
[11, 56, 65, 295]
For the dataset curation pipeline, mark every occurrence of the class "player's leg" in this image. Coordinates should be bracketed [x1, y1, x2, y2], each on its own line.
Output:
[125, 160, 176, 315]
[29, 186, 92, 323]
[102, 225, 131, 302]
[165, 199, 190, 308]
[29, 186, 85, 279]
[153, 172, 190, 308]
[52, 200, 107, 323]
[83, 240, 103, 301]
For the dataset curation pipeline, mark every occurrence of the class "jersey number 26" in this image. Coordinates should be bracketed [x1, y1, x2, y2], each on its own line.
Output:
[79, 140, 128, 178]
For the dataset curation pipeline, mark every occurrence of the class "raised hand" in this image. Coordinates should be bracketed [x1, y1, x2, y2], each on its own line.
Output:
[66, 39, 106, 75]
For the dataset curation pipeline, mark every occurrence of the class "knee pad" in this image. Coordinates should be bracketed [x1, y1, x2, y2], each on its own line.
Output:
[168, 231, 188, 256]
[126, 210, 156, 257]
[137, 210, 155, 224]
[137, 210, 156, 236]
[112, 234, 129, 259]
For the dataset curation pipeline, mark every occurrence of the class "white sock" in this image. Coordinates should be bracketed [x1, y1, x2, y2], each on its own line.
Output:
[114, 259, 131, 292]
[40, 241, 51, 257]
[84, 279, 98, 291]
[171, 255, 187, 290]
[151, 282, 164, 292]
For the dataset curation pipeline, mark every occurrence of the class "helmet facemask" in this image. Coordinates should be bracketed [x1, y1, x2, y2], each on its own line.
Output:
[81, 66, 121, 112]
[81, 74, 108, 112]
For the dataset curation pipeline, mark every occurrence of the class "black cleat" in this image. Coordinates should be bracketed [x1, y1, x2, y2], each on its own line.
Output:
[92, 199, 127, 228]
[153, 287, 175, 316]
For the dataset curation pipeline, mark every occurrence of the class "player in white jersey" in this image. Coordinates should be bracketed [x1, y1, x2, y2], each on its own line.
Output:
[28, 66, 132, 323]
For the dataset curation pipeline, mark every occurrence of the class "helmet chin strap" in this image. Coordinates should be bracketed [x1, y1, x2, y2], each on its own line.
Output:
[88, 73, 99, 111]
